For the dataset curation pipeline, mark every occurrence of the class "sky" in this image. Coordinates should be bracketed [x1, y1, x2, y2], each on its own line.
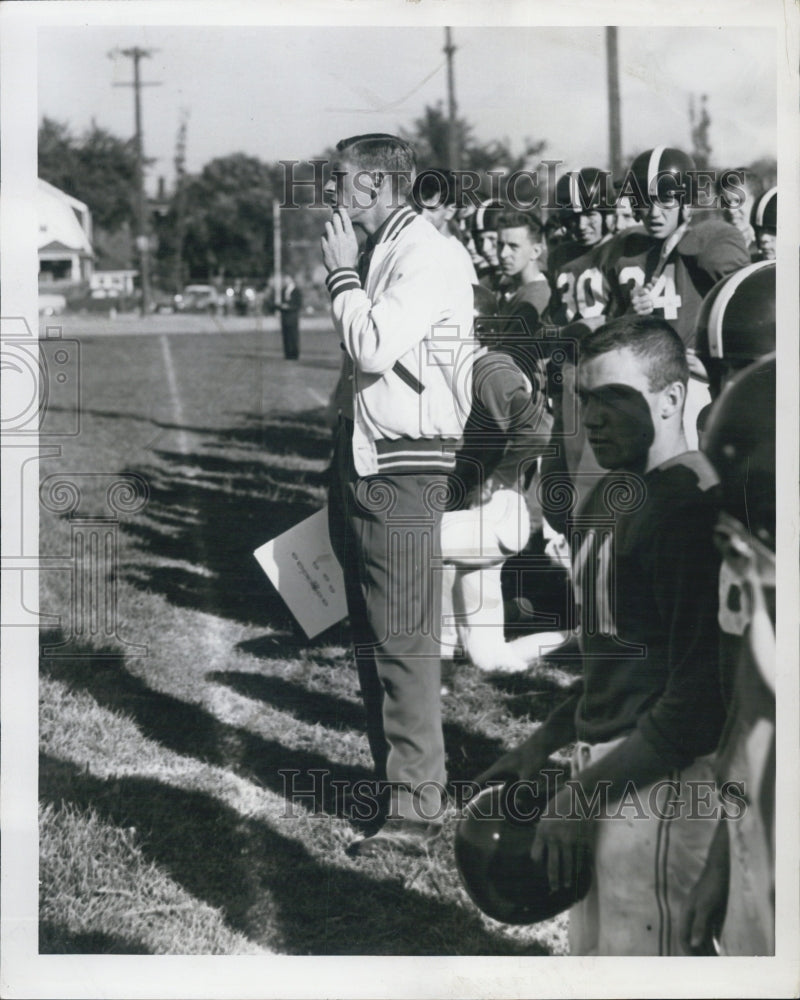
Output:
[37, 23, 777, 194]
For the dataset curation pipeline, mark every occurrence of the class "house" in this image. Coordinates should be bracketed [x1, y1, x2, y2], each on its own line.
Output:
[38, 178, 94, 284]
[89, 269, 138, 298]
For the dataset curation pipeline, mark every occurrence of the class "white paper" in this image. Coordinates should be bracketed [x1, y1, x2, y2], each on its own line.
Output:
[254, 507, 347, 638]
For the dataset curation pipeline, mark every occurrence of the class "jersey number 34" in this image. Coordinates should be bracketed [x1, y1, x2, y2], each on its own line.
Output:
[619, 263, 682, 320]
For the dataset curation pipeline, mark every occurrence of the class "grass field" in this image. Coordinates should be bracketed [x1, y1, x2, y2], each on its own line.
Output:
[38, 318, 576, 956]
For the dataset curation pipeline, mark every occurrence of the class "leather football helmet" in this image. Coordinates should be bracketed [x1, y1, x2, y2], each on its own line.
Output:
[554, 168, 615, 214]
[471, 199, 505, 235]
[751, 186, 777, 235]
[628, 146, 696, 207]
[694, 260, 775, 399]
[703, 353, 776, 552]
[455, 781, 592, 925]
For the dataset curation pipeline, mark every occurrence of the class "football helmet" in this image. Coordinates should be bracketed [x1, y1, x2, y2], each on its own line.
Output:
[472, 199, 505, 235]
[694, 260, 775, 399]
[455, 781, 592, 925]
[703, 354, 776, 552]
[751, 186, 777, 234]
[628, 146, 696, 207]
[554, 168, 614, 214]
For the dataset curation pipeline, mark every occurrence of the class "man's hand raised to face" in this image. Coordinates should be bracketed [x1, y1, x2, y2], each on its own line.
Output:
[322, 209, 360, 272]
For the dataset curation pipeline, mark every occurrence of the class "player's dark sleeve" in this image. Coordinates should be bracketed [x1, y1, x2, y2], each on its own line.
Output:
[478, 358, 549, 489]
[697, 222, 751, 282]
[510, 300, 541, 338]
[538, 398, 573, 536]
[535, 679, 583, 753]
[636, 502, 726, 768]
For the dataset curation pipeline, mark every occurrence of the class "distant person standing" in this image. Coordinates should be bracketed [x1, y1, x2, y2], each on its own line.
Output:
[278, 275, 303, 360]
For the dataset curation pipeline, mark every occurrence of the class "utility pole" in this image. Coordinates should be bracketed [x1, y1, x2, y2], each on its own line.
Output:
[272, 199, 282, 302]
[173, 109, 190, 294]
[110, 46, 161, 316]
[605, 27, 622, 179]
[443, 27, 459, 172]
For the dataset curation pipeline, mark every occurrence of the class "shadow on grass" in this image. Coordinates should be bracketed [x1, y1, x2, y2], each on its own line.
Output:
[40, 632, 371, 815]
[208, 668, 507, 786]
[119, 408, 337, 628]
[40, 754, 550, 956]
[39, 923, 151, 955]
[489, 669, 582, 723]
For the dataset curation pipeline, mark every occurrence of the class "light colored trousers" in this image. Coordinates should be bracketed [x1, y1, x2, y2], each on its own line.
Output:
[439, 489, 531, 672]
[568, 738, 719, 956]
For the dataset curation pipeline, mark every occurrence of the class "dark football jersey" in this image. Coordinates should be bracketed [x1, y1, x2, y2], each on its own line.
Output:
[605, 217, 750, 348]
[546, 231, 628, 326]
[571, 451, 725, 766]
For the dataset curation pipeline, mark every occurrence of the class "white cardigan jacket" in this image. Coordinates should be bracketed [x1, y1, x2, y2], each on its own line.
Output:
[326, 208, 475, 477]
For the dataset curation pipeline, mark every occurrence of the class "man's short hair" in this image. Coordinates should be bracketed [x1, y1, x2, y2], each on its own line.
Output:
[579, 315, 690, 391]
[495, 209, 544, 243]
[335, 133, 416, 175]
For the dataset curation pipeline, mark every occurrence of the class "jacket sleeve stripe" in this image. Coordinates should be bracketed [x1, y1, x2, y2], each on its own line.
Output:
[326, 268, 361, 300]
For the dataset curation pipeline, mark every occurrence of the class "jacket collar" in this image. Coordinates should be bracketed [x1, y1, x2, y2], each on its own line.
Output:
[368, 205, 418, 250]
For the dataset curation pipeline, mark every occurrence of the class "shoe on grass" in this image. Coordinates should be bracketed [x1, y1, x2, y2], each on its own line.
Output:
[346, 818, 441, 859]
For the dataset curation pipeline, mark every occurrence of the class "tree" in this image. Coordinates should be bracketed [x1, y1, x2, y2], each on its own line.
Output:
[38, 117, 140, 232]
[689, 94, 713, 171]
[175, 154, 282, 281]
[402, 102, 547, 194]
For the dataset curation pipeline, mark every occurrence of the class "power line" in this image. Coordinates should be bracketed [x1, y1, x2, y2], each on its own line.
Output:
[109, 46, 161, 315]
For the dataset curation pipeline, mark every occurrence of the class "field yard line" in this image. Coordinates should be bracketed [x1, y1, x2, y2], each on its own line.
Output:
[159, 334, 191, 457]
[306, 387, 327, 407]
[157, 335, 232, 672]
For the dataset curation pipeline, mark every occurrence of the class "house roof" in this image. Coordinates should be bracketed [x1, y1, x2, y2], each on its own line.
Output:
[37, 178, 93, 256]
[40, 239, 91, 256]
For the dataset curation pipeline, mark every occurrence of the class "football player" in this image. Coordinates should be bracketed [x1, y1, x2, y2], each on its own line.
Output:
[751, 186, 777, 261]
[694, 259, 775, 402]
[496, 208, 551, 323]
[440, 284, 552, 673]
[478, 316, 726, 955]
[547, 167, 620, 327]
[411, 168, 478, 285]
[612, 190, 637, 233]
[717, 168, 763, 258]
[680, 354, 776, 956]
[606, 146, 750, 349]
[471, 198, 505, 291]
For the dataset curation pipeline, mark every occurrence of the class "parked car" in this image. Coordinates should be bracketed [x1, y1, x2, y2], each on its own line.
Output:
[150, 289, 176, 314]
[173, 284, 225, 314]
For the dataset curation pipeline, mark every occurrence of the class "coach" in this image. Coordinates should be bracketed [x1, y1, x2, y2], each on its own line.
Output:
[321, 134, 475, 857]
